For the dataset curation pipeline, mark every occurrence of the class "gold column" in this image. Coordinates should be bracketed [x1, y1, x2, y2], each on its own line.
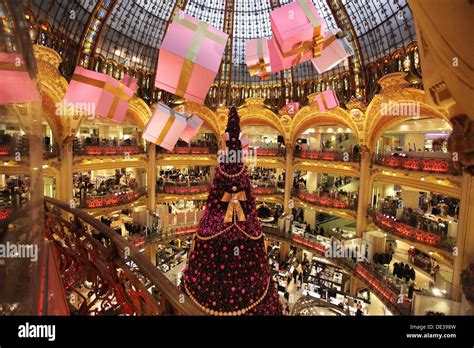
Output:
[59, 137, 74, 204]
[143, 243, 156, 267]
[356, 148, 371, 237]
[284, 144, 294, 213]
[147, 143, 156, 211]
[279, 241, 290, 262]
[452, 172, 474, 302]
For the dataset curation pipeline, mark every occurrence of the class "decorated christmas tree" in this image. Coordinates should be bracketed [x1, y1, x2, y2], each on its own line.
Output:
[182, 106, 282, 315]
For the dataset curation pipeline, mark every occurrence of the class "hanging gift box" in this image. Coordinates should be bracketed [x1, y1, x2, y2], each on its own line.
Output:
[311, 29, 354, 74]
[269, 0, 326, 68]
[121, 74, 138, 90]
[314, 90, 339, 111]
[0, 53, 41, 105]
[180, 114, 204, 143]
[155, 12, 228, 104]
[245, 38, 272, 78]
[143, 103, 188, 151]
[64, 66, 134, 123]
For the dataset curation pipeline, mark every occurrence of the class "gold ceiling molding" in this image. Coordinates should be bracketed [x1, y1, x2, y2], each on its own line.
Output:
[293, 197, 357, 221]
[370, 171, 461, 199]
[290, 103, 360, 145]
[239, 105, 286, 139]
[182, 101, 220, 135]
[72, 159, 148, 172]
[127, 98, 152, 130]
[364, 72, 450, 151]
[293, 159, 360, 178]
[33, 45, 68, 105]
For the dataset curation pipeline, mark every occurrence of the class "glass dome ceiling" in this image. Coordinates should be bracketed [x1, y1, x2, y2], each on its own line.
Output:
[27, 0, 415, 87]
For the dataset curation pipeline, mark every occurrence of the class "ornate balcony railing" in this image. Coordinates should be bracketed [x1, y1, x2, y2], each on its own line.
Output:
[74, 145, 145, 156]
[373, 154, 461, 175]
[0, 141, 58, 160]
[0, 208, 12, 221]
[296, 191, 358, 210]
[157, 184, 210, 195]
[369, 209, 454, 251]
[295, 150, 361, 163]
[129, 225, 199, 248]
[157, 145, 218, 155]
[255, 147, 286, 157]
[354, 262, 408, 313]
[253, 186, 280, 195]
[80, 188, 147, 209]
[43, 197, 204, 315]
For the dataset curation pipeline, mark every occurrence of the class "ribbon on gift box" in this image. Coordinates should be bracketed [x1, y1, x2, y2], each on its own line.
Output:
[0, 61, 27, 72]
[317, 90, 337, 110]
[249, 38, 271, 78]
[71, 73, 132, 119]
[221, 191, 247, 223]
[154, 108, 179, 146]
[274, 0, 325, 65]
[173, 15, 228, 97]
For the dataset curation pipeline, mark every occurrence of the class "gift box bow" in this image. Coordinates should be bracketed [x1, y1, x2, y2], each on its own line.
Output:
[249, 39, 271, 78]
[221, 191, 247, 223]
[274, 0, 325, 65]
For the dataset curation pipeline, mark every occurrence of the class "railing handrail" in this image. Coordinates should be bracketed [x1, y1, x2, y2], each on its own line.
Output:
[44, 196, 205, 315]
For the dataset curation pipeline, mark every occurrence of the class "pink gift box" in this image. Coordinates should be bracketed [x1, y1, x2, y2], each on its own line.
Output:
[268, 36, 316, 71]
[245, 38, 271, 77]
[0, 53, 41, 105]
[269, 0, 325, 65]
[143, 103, 188, 151]
[64, 66, 133, 123]
[122, 74, 138, 90]
[285, 102, 299, 115]
[180, 114, 204, 143]
[315, 90, 339, 112]
[155, 12, 228, 104]
[311, 29, 354, 74]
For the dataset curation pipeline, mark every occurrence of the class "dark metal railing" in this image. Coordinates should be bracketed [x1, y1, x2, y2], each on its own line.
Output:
[79, 188, 147, 209]
[43, 197, 204, 315]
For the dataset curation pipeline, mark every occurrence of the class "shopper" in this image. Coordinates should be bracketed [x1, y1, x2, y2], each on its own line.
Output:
[292, 269, 298, 284]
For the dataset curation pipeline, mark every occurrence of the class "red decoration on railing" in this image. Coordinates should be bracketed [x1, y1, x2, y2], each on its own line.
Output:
[355, 263, 398, 305]
[256, 148, 279, 157]
[163, 185, 209, 195]
[292, 235, 327, 254]
[374, 212, 443, 248]
[0, 209, 12, 220]
[163, 147, 210, 155]
[376, 155, 454, 174]
[84, 146, 142, 156]
[85, 190, 143, 208]
[253, 187, 278, 195]
[0, 146, 10, 155]
[297, 191, 350, 209]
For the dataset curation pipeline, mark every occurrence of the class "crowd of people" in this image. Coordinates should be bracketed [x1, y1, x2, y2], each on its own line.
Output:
[74, 169, 139, 201]
[248, 167, 285, 190]
[156, 168, 210, 191]
[377, 193, 459, 237]
[0, 176, 29, 208]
